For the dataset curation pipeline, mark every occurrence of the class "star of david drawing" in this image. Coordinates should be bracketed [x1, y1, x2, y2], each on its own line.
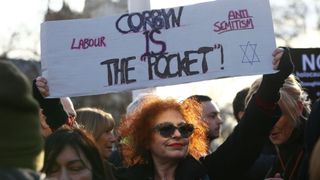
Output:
[240, 42, 260, 65]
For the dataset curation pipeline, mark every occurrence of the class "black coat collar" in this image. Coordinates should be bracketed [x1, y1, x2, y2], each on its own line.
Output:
[115, 155, 208, 180]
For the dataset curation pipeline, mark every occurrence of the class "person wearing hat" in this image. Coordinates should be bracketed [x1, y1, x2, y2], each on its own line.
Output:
[0, 60, 45, 179]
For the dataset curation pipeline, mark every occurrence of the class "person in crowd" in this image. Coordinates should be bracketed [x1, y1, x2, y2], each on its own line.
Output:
[309, 138, 320, 180]
[304, 98, 320, 154]
[244, 74, 311, 180]
[38, 97, 77, 138]
[33, 76, 77, 137]
[185, 95, 224, 152]
[112, 47, 294, 179]
[0, 61, 45, 179]
[299, 98, 320, 180]
[42, 127, 116, 180]
[36, 47, 294, 179]
[76, 107, 117, 160]
[232, 87, 250, 122]
[186, 95, 223, 141]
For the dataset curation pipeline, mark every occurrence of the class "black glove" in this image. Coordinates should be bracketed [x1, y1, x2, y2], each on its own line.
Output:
[32, 80, 68, 131]
[257, 47, 294, 102]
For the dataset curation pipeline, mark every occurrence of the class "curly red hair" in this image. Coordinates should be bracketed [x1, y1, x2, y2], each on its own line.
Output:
[118, 96, 208, 166]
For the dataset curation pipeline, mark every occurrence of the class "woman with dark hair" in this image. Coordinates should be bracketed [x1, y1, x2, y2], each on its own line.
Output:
[42, 127, 115, 180]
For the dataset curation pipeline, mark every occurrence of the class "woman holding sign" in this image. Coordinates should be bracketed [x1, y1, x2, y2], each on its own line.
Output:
[37, 48, 293, 180]
[114, 48, 294, 180]
[244, 74, 311, 180]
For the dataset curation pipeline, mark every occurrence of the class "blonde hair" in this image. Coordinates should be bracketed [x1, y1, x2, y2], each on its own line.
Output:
[310, 138, 320, 180]
[245, 75, 311, 127]
[76, 107, 115, 140]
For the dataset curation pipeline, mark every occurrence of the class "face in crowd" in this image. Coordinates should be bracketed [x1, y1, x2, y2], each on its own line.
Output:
[269, 76, 310, 145]
[118, 97, 208, 166]
[48, 145, 92, 179]
[76, 107, 117, 160]
[200, 100, 223, 140]
[150, 109, 193, 161]
[96, 130, 117, 159]
[42, 128, 106, 180]
[269, 100, 302, 145]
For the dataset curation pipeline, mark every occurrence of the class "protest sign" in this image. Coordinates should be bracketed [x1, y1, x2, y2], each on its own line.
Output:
[291, 48, 320, 103]
[41, 0, 276, 98]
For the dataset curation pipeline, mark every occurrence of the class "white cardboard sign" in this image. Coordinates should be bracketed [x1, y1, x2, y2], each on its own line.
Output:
[41, 0, 276, 98]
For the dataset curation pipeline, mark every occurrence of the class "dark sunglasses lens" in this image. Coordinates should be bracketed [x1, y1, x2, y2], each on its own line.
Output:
[178, 124, 194, 138]
[158, 124, 176, 138]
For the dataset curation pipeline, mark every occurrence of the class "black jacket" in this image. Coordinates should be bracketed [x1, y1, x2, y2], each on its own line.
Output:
[243, 140, 276, 180]
[114, 96, 281, 180]
[265, 119, 305, 180]
[299, 99, 320, 180]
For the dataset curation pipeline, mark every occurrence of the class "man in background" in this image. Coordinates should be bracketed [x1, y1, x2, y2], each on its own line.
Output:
[232, 87, 250, 122]
[186, 95, 223, 141]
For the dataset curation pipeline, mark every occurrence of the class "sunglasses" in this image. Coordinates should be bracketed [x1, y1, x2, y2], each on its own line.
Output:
[153, 122, 194, 138]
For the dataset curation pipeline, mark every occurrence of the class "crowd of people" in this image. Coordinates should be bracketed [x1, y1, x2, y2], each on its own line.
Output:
[1, 47, 320, 180]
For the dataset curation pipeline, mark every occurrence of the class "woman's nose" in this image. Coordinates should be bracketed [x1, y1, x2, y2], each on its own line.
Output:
[171, 128, 182, 138]
[59, 168, 71, 180]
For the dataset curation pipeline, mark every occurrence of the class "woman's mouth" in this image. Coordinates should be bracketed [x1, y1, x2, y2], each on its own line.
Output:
[168, 143, 184, 148]
[270, 132, 280, 139]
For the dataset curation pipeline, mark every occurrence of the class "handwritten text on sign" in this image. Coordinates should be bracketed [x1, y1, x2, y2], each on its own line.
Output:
[41, 0, 276, 98]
